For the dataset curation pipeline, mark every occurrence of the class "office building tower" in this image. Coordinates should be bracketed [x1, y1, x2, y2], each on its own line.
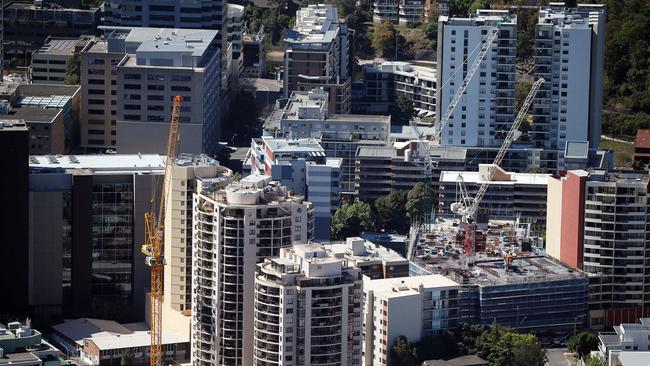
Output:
[31, 37, 92, 84]
[115, 29, 221, 155]
[28, 154, 165, 320]
[546, 170, 650, 326]
[0, 121, 29, 316]
[532, 4, 606, 169]
[80, 27, 221, 154]
[191, 175, 314, 366]
[241, 29, 265, 78]
[102, 0, 227, 48]
[284, 4, 353, 114]
[244, 136, 341, 240]
[253, 243, 363, 365]
[363, 275, 460, 365]
[2, 0, 99, 66]
[271, 89, 390, 198]
[0, 84, 81, 155]
[227, 4, 244, 65]
[163, 155, 233, 336]
[436, 10, 517, 148]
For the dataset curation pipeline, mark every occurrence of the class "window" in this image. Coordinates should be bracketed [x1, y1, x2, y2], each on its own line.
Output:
[147, 85, 164, 91]
[171, 85, 191, 92]
[147, 74, 166, 81]
[124, 84, 141, 90]
[124, 73, 141, 80]
[148, 95, 164, 101]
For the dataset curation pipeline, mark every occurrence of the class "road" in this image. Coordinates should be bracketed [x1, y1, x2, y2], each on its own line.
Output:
[546, 348, 577, 366]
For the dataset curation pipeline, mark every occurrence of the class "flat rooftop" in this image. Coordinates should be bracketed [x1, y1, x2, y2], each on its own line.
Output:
[364, 274, 460, 294]
[538, 6, 591, 28]
[285, 4, 339, 45]
[364, 61, 437, 80]
[34, 38, 81, 56]
[439, 170, 550, 185]
[29, 154, 165, 173]
[327, 239, 408, 265]
[440, 9, 516, 26]
[3, 106, 60, 123]
[0, 120, 28, 131]
[262, 137, 324, 154]
[5, 1, 98, 11]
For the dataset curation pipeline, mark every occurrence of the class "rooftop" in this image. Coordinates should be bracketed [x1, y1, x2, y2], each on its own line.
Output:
[364, 61, 437, 80]
[364, 274, 460, 297]
[2, 106, 60, 123]
[0, 120, 28, 131]
[285, 4, 340, 46]
[34, 38, 83, 56]
[635, 129, 650, 150]
[29, 154, 166, 174]
[262, 137, 324, 155]
[4, 1, 98, 11]
[440, 9, 516, 26]
[538, 5, 592, 28]
[281, 91, 390, 124]
[328, 237, 408, 266]
[440, 165, 550, 185]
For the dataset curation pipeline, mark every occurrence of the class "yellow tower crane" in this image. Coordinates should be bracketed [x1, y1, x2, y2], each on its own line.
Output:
[142, 95, 183, 366]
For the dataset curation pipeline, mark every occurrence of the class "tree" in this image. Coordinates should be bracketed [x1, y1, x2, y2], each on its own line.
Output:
[420, 15, 438, 50]
[511, 338, 547, 366]
[373, 20, 397, 58]
[406, 182, 433, 220]
[331, 202, 375, 240]
[584, 355, 606, 366]
[414, 332, 460, 361]
[375, 190, 409, 234]
[389, 336, 418, 366]
[64, 53, 80, 85]
[568, 332, 599, 360]
[392, 94, 417, 125]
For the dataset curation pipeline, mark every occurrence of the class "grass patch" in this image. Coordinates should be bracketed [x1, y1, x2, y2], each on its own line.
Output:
[599, 138, 634, 168]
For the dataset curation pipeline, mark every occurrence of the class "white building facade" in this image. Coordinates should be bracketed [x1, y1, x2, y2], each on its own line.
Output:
[191, 175, 314, 366]
[254, 243, 363, 366]
[436, 10, 517, 148]
[115, 29, 221, 155]
[362, 275, 460, 365]
[244, 137, 341, 240]
[532, 4, 606, 169]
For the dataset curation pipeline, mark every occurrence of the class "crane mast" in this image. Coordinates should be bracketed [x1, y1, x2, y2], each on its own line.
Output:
[142, 95, 184, 366]
[409, 18, 505, 178]
[454, 78, 544, 222]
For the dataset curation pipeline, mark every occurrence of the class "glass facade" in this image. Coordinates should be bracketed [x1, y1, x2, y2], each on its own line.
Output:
[91, 180, 134, 312]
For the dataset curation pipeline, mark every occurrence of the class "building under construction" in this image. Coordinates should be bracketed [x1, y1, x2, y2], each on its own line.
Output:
[412, 219, 589, 335]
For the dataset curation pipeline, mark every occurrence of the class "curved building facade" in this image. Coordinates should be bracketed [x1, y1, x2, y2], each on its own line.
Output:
[253, 243, 363, 366]
[191, 175, 314, 366]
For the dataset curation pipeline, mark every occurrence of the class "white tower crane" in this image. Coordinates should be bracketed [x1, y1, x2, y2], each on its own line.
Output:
[450, 78, 545, 258]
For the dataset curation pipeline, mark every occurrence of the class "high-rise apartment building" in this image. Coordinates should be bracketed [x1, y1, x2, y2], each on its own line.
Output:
[253, 243, 363, 365]
[191, 175, 314, 366]
[284, 4, 353, 114]
[80, 27, 221, 154]
[244, 136, 342, 240]
[163, 155, 232, 336]
[532, 4, 605, 169]
[363, 275, 460, 365]
[373, 0, 425, 26]
[0, 121, 29, 316]
[436, 10, 517, 148]
[115, 29, 221, 155]
[354, 61, 436, 115]
[546, 170, 650, 326]
[27, 154, 165, 320]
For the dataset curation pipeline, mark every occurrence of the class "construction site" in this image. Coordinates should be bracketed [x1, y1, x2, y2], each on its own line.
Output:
[409, 218, 589, 335]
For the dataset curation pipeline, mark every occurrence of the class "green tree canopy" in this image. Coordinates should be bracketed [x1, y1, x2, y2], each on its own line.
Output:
[64, 53, 81, 85]
[392, 94, 417, 125]
[373, 20, 397, 58]
[406, 182, 434, 220]
[584, 355, 606, 366]
[374, 190, 409, 234]
[390, 336, 418, 366]
[568, 332, 599, 360]
[331, 201, 375, 240]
